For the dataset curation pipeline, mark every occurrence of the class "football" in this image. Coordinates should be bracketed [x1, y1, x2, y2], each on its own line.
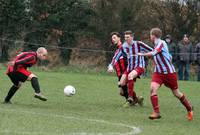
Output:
[64, 85, 76, 96]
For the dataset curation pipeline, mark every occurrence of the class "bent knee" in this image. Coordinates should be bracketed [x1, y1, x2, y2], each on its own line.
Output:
[150, 83, 160, 95]
[28, 74, 37, 81]
[15, 82, 22, 88]
[172, 89, 183, 98]
[127, 74, 132, 80]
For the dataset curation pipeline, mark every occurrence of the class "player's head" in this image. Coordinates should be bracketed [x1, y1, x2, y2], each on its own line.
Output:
[110, 32, 121, 45]
[124, 30, 134, 45]
[36, 47, 48, 60]
[150, 28, 162, 42]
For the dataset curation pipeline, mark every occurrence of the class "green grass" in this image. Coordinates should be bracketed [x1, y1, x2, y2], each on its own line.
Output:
[0, 69, 199, 135]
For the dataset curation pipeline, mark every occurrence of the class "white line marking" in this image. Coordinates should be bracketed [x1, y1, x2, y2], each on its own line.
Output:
[0, 108, 142, 135]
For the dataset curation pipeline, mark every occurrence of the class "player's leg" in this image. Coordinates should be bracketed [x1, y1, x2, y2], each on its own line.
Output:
[127, 70, 138, 104]
[172, 89, 193, 120]
[127, 68, 144, 106]
[165, 73, 193, 120]
[27, 74, 47, 101]
[149, 82, 161, 119]
[121, 85, 128, 99]
[4, 84, 21, 104]
[118, 76, 128, 99]
[149, 73, 163, 119]
[118, 83, 128, 99]
[4, 73, 22, 103]
[119, 74, 133, 107]
[119, 74, 129, 98]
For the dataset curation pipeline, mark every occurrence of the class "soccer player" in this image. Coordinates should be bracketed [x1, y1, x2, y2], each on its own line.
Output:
[4, 47, 48, 103]
[107, 32, 128, 100]
[137, 28, 193, 120]
[111, 30, 153, 106]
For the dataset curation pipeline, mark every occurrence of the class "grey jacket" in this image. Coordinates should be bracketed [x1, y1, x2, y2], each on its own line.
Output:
[195, 42, 200, 65]
[177, 41, 193, 63]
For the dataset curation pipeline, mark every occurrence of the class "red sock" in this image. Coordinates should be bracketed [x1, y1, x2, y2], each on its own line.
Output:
[128, 80, 136, 98]
[179, 95, 192, 112]
[151, 95, 160, 113]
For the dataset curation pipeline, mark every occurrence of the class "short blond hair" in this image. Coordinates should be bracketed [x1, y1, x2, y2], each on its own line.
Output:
[150, 28, 162, 38]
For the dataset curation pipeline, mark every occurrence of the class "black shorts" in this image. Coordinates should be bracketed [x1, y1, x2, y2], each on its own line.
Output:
[7, 72, 28, 86]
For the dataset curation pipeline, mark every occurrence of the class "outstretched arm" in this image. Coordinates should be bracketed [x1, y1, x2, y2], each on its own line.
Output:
[137, 52, 154, 57]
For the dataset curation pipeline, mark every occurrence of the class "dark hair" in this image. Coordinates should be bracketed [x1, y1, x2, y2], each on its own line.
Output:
[110, 32, 121, 38]
[183, 34, 189, 38]
[150, 28, 162, 38]
[165, 34, 171, 39]
[124, 30, 133, 37]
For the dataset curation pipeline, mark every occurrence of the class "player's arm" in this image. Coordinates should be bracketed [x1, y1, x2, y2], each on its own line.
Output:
[138, 41, 153, 52]
[15, 55, 35, 65]
[107, 48, 124, 72]
[137, 43, 163, 57]
[111, 49, 123, 66]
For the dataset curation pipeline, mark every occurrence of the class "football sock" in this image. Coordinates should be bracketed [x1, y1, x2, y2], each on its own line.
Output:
[122, 85, 128, 99]
[179, 95, 192, 112]
[31, 77, 41, 93]
[4, 85, 19, 102]
[128, 79, 136, 98]
[151, 95, 160, 113]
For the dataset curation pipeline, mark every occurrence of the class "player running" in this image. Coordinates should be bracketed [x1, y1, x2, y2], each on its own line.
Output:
[137, 28, 193, 120]
[107, 32, 128, 101]
[111, 30, 153, 106]
[4, 47, 48, 103]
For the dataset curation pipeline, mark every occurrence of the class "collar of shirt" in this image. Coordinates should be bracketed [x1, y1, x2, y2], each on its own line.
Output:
[124, 40, 134, 47]
[117, 41, 122, 49]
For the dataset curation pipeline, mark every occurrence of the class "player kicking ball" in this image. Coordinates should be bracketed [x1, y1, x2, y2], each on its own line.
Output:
[4, 47, 48, 103]
[136, 28, 193, 121]
[110, 31, 153, 107]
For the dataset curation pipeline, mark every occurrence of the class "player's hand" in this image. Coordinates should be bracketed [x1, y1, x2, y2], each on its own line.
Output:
[137, 53, 143, 56]
[107, 64, 114, 73]
[7, 61, 15, 66]
[107, 68, 114, 73]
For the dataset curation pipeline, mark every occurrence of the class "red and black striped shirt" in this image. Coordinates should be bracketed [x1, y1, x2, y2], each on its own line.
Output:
[111, 42, 127, 77]
[7, 52, 37, 73]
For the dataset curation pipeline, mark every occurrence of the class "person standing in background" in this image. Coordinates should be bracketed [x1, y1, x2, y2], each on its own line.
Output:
[195, 40, 200, 81]
[165, 34, 177, 66]
[177, 34, 193, 80]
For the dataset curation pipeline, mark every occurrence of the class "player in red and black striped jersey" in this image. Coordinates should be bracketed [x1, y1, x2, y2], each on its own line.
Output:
[108, 32, 128, 100]
[4, 47, 48, 103]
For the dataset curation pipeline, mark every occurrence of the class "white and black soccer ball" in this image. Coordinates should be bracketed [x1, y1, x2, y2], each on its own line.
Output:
[64, 85, 76, 96]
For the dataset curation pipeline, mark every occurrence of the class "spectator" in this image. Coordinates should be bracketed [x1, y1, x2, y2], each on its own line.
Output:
[177, 34, 193, 80]
[195, 40, 200, 81]
[164, 34, 177, 65]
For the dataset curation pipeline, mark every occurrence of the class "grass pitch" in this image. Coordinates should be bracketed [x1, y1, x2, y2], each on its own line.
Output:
[0, 69, 199, 135]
